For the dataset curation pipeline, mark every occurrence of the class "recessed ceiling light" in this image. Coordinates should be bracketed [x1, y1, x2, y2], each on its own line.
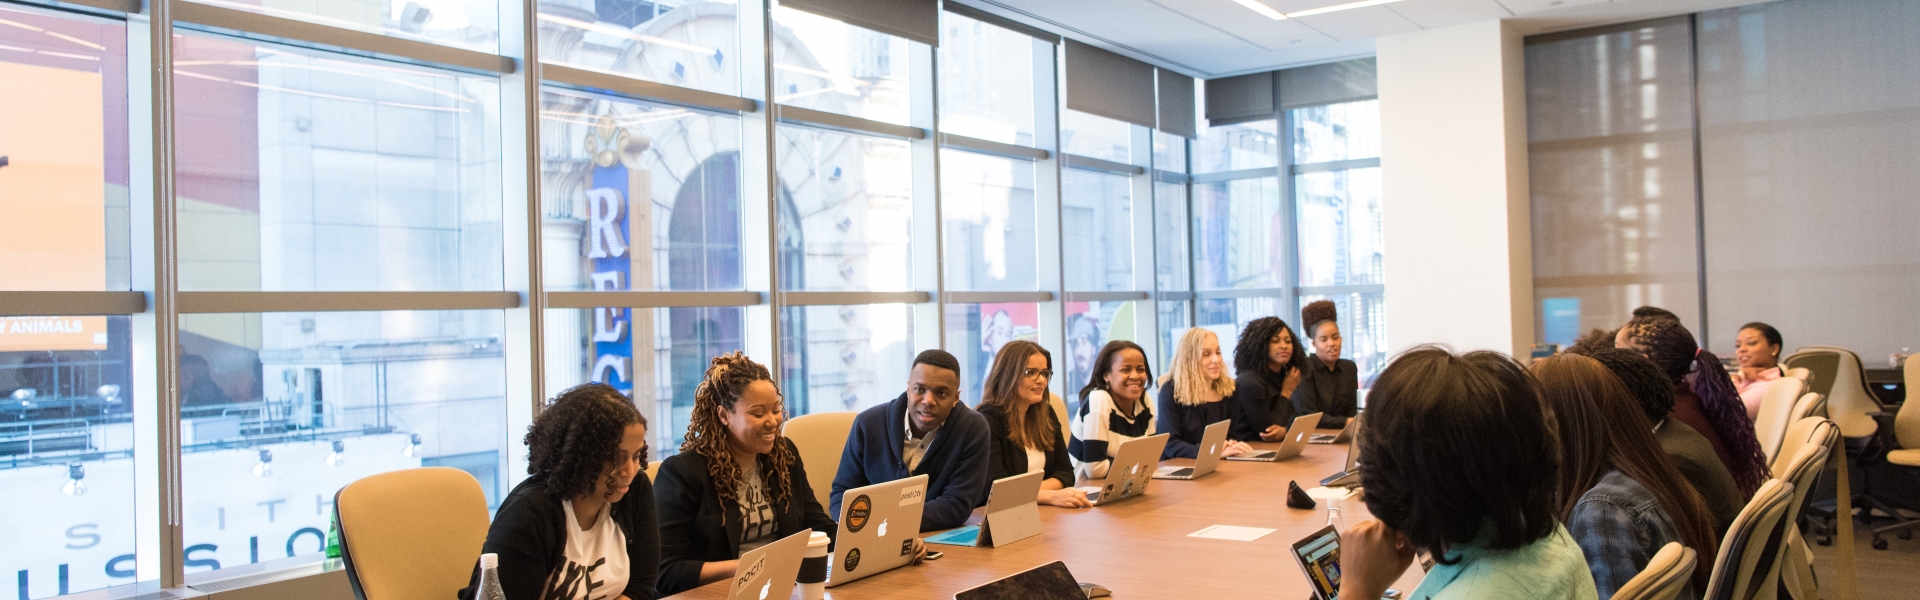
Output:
[1230, 0, 1287, 20]
[1286, 0, 1410, 19]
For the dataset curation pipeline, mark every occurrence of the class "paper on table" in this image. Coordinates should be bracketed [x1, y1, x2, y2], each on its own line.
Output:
[1187, 525, 1278, 542]
[1307, 486, 1359, 500]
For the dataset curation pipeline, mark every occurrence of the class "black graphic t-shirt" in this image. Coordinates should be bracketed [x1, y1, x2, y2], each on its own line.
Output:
[736, 464, 776, 554]
[543, 499, 630, 600]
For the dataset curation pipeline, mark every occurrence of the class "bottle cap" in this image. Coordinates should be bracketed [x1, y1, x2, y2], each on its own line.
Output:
[480, 553, 498, 569]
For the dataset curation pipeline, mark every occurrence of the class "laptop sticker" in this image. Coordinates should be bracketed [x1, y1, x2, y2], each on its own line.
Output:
[899, 483, 926, 507]
[900, 538, 915, 556]
[844, 548, 861, 572]
[735, 554, 765, 590]
[846, 495, 872, 533]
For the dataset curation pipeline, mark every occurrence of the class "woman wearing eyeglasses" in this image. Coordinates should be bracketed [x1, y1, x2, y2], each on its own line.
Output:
[977, 340, 1092, 508]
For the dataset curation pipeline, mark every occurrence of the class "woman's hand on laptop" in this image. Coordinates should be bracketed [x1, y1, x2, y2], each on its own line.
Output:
[1039, 487, 1093, 508]
[1220, 440, 1254, 458]
[1340, 519, 1415, 600]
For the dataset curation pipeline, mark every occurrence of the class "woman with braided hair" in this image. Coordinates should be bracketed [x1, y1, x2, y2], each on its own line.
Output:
[654, 352, 836, 596]
[1618, 317, 1770, 497]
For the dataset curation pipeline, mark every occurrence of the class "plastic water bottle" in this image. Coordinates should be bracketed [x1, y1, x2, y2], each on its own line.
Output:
[1326, 497, 1345, 533]
[475, 553, 506, 600]
[325, 514, 342, 559]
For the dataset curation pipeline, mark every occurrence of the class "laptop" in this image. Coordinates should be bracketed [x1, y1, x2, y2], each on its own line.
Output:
[1310, 413, 1360, 444]
[925, 471, 1044, 548]
[828, 474, 929, 587]
[1154, 419, 1231, 480]
[1290, 525, 1411, 600]
[725, 530, 809, 600]
[1226, 412, 1323, 462]
[953, 561, 1085, 600]
[1320, 420, 1363, 487]
[1074, 433, 1169, 506]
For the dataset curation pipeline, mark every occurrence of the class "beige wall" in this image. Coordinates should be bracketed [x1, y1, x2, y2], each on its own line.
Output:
[1376, 20, 1533, 357]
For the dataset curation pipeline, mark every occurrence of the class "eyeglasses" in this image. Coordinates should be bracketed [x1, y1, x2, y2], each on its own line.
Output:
[1022, 368, 1053, 380]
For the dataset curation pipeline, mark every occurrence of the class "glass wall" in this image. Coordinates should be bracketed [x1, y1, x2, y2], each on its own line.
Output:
[0, 0, 1384, 594]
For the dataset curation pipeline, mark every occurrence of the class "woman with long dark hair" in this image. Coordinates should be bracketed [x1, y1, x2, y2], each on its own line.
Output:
[1232, 317, 1306, 442]
[1619, 318, 1769, 497]
[1533, 354, 1719, 599]
[653, 352, 836, 596]
[978, 340, 1091, 508]
[1069, 340, 1156, 479]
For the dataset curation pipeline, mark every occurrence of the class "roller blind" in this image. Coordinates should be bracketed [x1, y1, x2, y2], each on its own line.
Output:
[782, 0, 939, 47]
[1157, 68, 1197, 138]
[1064, 39, 1156, 129]
[1278, 57, 1377, 109]
[1204, 71, 1274, 126]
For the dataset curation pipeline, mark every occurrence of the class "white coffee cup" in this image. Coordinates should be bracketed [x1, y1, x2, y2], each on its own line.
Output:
[797, 531, 830, 600]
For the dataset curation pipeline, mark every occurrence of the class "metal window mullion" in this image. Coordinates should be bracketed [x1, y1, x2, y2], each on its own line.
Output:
[938, 133, 1048, 162]
[541, 64, 758, 115]
[918, 37, 945, 352]
[775, 104, 927, 140]
[0, 291, 148, 316]
[1037, 39, 1065, 399]
[1277, 107, 1299, 320]
[1291, 157, 1380, 175]
[129, 0, 185, 587]
[757, 0, 784, 382]
[500, 0, 542, 488]
[169, 1, 514, 75]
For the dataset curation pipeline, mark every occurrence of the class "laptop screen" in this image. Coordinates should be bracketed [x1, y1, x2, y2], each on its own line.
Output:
[1292, 526, 1343, 599]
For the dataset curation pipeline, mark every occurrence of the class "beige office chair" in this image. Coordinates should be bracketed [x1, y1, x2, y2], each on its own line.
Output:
[645, 459, 660, 483]
[782, 411, 856, 508]
[1783, 367, 1811, 382]
[1049, 393, 1071, 449]
[1753, 377, 1807, 463]
[1783, 347, 1882, 438]
[1612, 542, 1698, 600]
[336, 467, 490, 600]
[1770, 421, 1837, 600]
[1702, 479, 1794, 600]
[1863, 353, 1920, 549]
[1787, 393, 1825, 424]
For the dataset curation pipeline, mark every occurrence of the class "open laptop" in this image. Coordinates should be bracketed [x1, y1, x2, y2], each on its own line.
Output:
[1320, 418, 1364, 487]
[1290, 525, 1407, 600]
[1074, 433, 1169, 506]
[828, 474, 929, 587]
[925, 471, 1043, 548]
[1310, 413, 1360, 444]
[1154, 419, 1231, 480]
[726, 530, 809, 600]
[1226, 412, 1323, 462]
[953, 561, 1085, 600]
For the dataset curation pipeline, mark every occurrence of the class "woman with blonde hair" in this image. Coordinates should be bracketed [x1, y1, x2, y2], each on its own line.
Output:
[653, 352, 836, 596]
[1154, 328, 1255, 460]
[978, 340, 1091, 508]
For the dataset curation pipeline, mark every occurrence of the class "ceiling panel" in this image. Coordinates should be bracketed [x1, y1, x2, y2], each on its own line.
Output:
[1291, 6, 1423, 42]
[1387, 0, 1515, 29]
[1493, 0, 1613, 15]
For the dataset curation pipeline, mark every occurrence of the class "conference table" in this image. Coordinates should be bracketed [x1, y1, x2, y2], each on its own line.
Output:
[665, 431, 1431, 599]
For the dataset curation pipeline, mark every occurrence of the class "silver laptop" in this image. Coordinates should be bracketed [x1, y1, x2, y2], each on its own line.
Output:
[1226, 412, 1323, 462]
[828, 474, 929, 587]
[1310, 413, 1360, 444]
[1153, 419, 1231, 480]
[1321, 418, 1364, 487]
[726, 530, 809, 600]
[1074, 433, 1169, 506]
[924, 471, 1044, 547]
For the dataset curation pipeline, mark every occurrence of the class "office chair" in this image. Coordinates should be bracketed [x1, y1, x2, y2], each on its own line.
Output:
[1702, 479, 1794, 600]
[1787, 393, 1825, 424]
[1050, 393, 1071, 452]
[1783, 347, 1881, 438]
[1771, 420, 1837, 600]
[1863, 353, 1920, 550]
[1783, 367, 1811, 383]
[646, 459, 661, 483]
[1753, 377, 1808, 463]
[335, 467, 490, 600]
[1612, 542, 1697, 600]
[782, 411, 857, 508]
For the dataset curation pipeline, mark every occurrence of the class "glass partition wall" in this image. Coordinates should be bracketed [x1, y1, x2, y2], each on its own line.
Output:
[0, 1, 1383, 597]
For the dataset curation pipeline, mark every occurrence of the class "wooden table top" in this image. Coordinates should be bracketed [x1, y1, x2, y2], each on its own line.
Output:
[665, 432, 1429, 599]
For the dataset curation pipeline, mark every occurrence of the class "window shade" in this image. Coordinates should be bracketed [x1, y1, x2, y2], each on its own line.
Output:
[1064, 39, 1156, 129]
[1278, 58, 1377, 109]
[943, 2, 1060, 44]
[1157, 69, 1197, 138]
[1204, 71, 1274, 126]
[782, 0, 939, 47]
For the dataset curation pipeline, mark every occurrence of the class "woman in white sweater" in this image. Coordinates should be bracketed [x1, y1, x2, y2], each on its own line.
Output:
[1068, 340, 1157, 479]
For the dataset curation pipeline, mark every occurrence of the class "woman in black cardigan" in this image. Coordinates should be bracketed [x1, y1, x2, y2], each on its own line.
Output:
[462, 383, 659, 600]
[1291, 300, 1360, 429]
[653, 352, 836, 596]
[976, 340, 1091, 508]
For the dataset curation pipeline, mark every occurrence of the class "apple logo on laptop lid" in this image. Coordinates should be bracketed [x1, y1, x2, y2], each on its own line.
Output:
[758, 580, 771, 600]
[878, 519, 889, 537]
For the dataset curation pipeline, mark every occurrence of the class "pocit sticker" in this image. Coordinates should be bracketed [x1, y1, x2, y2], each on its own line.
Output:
[898, 484, 926, 507]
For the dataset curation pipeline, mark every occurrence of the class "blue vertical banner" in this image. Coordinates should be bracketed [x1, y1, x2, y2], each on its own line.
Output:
[1541, 297, 1582, 349]
[588, 162, 634, 394]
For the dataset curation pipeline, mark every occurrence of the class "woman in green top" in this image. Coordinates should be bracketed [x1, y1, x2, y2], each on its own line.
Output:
[1340, 347, 1598, 600]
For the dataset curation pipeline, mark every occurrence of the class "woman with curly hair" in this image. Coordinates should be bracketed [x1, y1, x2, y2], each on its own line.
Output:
[653, 352, 836, 596]
[978, 340, 1091, 508]
[463, 383, 657, 600]
[1618, 317, 1769, 497]
[1232, 316, 1306, 442]
[1290, 300, 1359, 429]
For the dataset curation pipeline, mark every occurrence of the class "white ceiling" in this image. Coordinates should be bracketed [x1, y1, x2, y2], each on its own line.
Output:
[960, 0, 1780, 78]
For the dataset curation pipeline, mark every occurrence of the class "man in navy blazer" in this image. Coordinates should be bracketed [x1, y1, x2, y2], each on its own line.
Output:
[830, 349, 991, 532]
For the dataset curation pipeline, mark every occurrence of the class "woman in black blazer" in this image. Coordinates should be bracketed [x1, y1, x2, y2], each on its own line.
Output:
[1291, 300, 1360, 429]
[976, 340, 1090, 508]
[653, 352, 836, 596]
